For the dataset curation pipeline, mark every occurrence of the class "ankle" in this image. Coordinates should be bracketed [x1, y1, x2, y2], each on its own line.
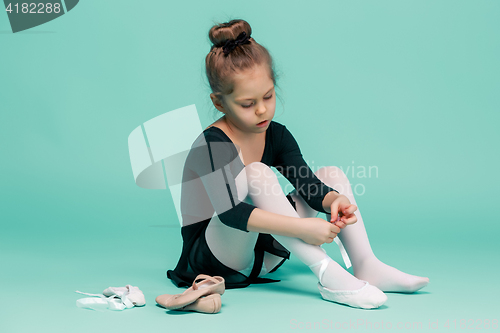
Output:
[308, 257, 332, 286]
[352, 255, 379, 273]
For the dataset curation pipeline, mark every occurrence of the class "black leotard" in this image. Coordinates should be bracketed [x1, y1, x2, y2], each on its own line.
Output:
[166, 120, 338, 289]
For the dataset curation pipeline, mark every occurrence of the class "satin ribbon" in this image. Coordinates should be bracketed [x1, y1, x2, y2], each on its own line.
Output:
[334, 238, 352, 269]
[308, 244, 352, 286]
[332, 215, 352, 269]
[75, 290, 134, 311]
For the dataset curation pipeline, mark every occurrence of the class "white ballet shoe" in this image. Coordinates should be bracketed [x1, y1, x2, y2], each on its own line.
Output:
[309, 255, 387, 309]
[75, 291, 135, 311]
[317, 280, 387, 309]
[103, 285, 146, 306]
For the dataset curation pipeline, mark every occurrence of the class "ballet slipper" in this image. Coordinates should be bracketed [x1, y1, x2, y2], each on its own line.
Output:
[309, 257, 387, 309]
[103, 285, 146, 306]
[317, 281, 387, 309]
[155, 274, 225, 310]
[174, 294, 222, 314]
[75, 291, 134, 311]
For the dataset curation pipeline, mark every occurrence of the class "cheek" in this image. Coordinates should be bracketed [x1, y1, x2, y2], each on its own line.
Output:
[268, 104, 276, 114]
[269, 97, 276, 108]
[238, 112, 253, 123]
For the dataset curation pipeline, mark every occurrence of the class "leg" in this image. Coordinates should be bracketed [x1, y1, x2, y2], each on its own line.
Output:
[204, 164, 260, 276]
[207, 162, 386, 308]
[243, 162, 368, 290]
[205, 161, 290, 277]
[315, 166, 429, 293]
[205, 162, 316, 277]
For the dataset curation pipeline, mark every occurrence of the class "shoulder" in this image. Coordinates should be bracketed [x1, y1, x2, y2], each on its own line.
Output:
[203, 127, 231, 142]
[269, 120, 296, 142]
[269, 120, 287, 138]
[186, 128, 240, 172]
[268, 121, 301, 157]
[192, 127, 239, 159]
[190, 127, 232, 150]
[269, 119, 285, 130]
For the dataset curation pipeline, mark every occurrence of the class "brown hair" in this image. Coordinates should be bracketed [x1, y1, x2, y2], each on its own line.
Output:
[205, 19, 283, 117]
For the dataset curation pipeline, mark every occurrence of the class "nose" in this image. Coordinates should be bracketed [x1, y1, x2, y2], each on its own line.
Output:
[256, 102, 266, 116]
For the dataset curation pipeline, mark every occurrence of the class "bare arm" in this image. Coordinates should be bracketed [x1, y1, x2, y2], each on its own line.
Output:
[246, 208, 301, 238]
[322, 190, 341, 213]
[246, 191, 341, 236]
[246, 207, 341, 246]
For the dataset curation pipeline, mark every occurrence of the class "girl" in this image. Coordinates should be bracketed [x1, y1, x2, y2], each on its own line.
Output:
[167, 19, 429, 309]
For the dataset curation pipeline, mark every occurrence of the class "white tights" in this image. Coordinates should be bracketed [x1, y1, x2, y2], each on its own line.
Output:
[205, 162, 429, 293]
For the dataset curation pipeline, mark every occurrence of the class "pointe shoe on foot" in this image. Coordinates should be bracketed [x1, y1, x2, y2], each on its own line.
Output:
[317, 280, 387, 309]
[155, 274, 225, 310]
[309, 257, 387, 309]
[175, 294, 222, 314]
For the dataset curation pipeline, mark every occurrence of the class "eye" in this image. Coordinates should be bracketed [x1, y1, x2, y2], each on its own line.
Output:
[241, 95, 273, 108]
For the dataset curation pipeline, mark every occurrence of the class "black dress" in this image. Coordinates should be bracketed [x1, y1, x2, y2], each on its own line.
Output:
[167, 120, 338, 289]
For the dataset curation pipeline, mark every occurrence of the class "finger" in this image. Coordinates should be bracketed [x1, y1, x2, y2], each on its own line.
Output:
[330, 201, 340, 222]
[331, 215, 341, 223]
[331, 225, 341, 234]
[342, 204, 357, 216]
[326, 237, 334, 244]
[334, 221, 346, 229]
[343, 214, 358, 225]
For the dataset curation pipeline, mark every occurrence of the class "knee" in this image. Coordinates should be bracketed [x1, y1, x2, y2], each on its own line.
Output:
[244, 162, 282, 196]
[315, 166, 352, 195]
[234, 163, 276, 201]
[315, 166, 347, 183]
[245, 162, 276, 180]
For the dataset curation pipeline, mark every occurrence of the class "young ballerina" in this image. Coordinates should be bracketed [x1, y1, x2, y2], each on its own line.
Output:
[166, 19, 429, 309]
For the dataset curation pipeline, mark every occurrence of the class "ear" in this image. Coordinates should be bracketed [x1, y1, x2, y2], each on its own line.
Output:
[210, 93, 226, 114]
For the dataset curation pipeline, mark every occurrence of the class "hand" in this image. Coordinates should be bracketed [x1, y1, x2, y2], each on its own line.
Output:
[332, 215, 347, 230]
[329, 194, 358, 229]
[298, 217, 341, 246]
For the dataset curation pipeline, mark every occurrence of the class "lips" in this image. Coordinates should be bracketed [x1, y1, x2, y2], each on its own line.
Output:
[257, 120, 267, 125]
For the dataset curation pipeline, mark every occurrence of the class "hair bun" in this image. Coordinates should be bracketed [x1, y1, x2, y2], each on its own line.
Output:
[209, 19, 252, 48]
[205, 18, 277, 102]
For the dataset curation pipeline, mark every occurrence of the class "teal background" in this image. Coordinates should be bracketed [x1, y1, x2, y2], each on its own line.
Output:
[1, 0, 499, 332]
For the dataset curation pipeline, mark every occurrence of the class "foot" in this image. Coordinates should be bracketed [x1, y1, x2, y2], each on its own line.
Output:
[310, 257, 366, 291]
[318, 281, 387, 309]
[309, 257, 387, 309]
[353, 258, 429, 293]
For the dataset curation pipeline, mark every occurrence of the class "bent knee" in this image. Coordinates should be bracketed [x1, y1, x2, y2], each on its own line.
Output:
[315, 166, 346, 182]
[245, 161, 276, 179]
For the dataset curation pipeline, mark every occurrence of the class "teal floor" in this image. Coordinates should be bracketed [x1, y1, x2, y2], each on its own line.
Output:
[2, 188, 499, 333]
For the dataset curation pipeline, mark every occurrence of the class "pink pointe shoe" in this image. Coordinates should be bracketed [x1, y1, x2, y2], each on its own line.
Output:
[176, 293, 222, 314]
[155, 274, 225, 311]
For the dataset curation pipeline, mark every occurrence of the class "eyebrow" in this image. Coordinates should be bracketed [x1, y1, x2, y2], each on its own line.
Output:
[235, 87, 274, 102]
